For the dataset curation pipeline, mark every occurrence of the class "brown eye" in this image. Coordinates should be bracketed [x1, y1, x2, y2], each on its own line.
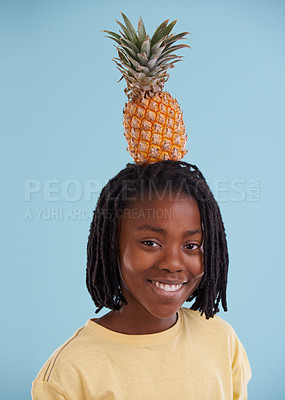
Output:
[142, 240, 159, 247]
[184, 243, 200, 250]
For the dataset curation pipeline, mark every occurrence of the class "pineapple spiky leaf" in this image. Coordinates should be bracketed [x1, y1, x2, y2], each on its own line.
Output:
[140, 35, 151, 58]
[150, 38, 165, 54]
[105, 35, 121, 45]
[138, 17, 146, 44]
[153, 20, 177, 44]
[137, 52, 149, 66]
[115, 19, 134, 42]
[120, 12, 140, 48]
[164, 32, 190, 47]
[120, 44, 137, 60]
[150, 19, 169, 45]
[103, 30, 121, 40]
[120, 37, 140, 54]
[117, 50, 129, 65]
[162, 44, 190, 57]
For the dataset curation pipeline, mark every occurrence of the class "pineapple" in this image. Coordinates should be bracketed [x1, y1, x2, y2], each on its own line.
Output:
[104, 13, 190, 165]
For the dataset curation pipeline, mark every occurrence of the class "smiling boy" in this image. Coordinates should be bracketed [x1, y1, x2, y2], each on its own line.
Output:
[32, 161, 251, 400]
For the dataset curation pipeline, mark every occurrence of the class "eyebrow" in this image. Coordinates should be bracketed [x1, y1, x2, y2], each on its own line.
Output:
[136, 224, 202, 237]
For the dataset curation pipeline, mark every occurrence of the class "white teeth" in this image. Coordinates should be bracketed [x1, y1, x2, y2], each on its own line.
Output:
[152, 281, 183, 292]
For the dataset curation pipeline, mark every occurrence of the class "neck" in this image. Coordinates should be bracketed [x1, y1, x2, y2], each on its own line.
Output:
[95, 307, 178, 335]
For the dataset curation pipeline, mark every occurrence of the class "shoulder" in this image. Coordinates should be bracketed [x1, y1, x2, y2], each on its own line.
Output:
[34, 321, 101, 385]
[180, 308, 251, 367]
[32, 320, 117, 398]
[179, 308, 252, 392]
[181, 307, 235, 331]
[35, 326, 83, 382]
[180, 307, 240, 344]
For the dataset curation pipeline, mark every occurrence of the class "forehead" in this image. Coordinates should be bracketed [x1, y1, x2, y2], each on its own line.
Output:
[118, 194, 201, 231]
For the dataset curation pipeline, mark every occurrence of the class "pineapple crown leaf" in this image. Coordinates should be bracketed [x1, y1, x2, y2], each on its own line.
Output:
[126, 53, 145, 71]
[164, 42, 191, 52]
[164, 31, 190, 44]
[118, 29, 127, 39]
[117, 48, 139, 69]
[114, 57, 149, 78]
[103, 30, 121, 41]
[117, 50, 129, 66]
[136, 63, 151, 74]
[114, 54, 133, 70]
[140, 35, 151, 58]
[120, 44, 138, 60]
[148, 64, 172, 75]
[164, 32, 191, 49]
[120, 12, 141, 48]
[120, 37, 140, 54]
[161, 44, 190, 59]
[115, 19, 136, 44]
[150, 19, 169, 45]
[156, 56, 182, 67]
[105, 35, 121, 46]
[138, 17, 146, 43]
[151, 20, 177, 45]
[149, 44, 166, 60]
[149, 39, 165, 57]
[146, 57, 159, 70]
[137, 52, 148, 66]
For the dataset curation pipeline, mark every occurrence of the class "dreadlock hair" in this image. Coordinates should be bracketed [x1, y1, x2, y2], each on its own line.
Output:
[86, 160, 228, 319]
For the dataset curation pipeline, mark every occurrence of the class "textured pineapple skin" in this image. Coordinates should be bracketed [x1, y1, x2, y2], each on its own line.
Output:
[123, 92, 188, 165]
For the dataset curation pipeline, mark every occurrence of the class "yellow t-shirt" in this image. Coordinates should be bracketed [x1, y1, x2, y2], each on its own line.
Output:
[32, 308, 251, 400]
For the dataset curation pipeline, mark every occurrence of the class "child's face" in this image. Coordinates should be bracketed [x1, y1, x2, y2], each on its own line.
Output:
[118, 193, 204, 325]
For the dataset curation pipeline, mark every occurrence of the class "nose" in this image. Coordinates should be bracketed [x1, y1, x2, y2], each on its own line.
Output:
[157, 246, 184, 273]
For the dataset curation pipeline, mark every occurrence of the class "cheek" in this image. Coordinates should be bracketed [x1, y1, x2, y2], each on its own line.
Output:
[120, 243, 152, 272]
[188, 252, 204, 276]
[119, 248, 142, 285]
[188, 256, 204, 289]
[120, 247, 137, 273]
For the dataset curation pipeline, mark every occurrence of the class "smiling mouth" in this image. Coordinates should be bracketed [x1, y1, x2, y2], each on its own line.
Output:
[149, 280, 187, 293]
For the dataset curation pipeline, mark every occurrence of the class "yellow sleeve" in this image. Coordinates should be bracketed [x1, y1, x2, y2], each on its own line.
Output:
[32, 380, 68, 400]
[232, 335, 252, 400]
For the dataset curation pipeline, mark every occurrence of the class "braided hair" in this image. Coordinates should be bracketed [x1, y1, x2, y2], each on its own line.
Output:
[86, 160, 228, 319]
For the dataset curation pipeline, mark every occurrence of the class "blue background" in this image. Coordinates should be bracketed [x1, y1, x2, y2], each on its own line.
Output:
[1, 0, 284, 398]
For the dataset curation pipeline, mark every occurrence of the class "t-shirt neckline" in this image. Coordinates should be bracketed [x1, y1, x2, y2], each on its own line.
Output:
[85, 308, 184, 344]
